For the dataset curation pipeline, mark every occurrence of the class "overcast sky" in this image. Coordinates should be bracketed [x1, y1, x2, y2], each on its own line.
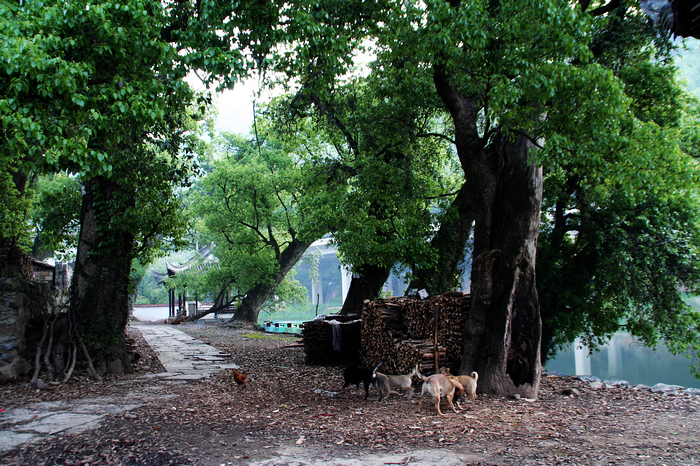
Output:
[211, 79, 259, 135]
[187, 73, 269, 135]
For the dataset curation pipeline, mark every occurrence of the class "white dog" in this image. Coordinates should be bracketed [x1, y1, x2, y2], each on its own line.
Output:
[376, 363, 418, 399]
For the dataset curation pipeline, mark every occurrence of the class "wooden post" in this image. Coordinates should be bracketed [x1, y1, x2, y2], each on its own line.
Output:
[169, 289, 175, 317]
[433, 304, 439, 370]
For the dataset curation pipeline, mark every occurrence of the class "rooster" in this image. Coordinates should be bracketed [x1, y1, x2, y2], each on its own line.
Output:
[232, 369, 247, 388]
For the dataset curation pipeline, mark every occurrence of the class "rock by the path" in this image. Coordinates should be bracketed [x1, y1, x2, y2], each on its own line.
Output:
[651, 382, 685, 393]
[603, 379, 630, 389]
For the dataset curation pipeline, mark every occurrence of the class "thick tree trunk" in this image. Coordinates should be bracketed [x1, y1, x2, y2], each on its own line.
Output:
[340, 263, 391, 315]
[459, 134, 543, 398]
[434, 64, 543, 398]
[408, 183, 474, 295]
[230, 238, 311, 323]
[233, 282, 270, 323]
[69, 177, 134, 375]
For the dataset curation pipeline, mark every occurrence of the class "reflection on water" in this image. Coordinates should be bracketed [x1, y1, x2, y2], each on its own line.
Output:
[545, 332, 700, 389]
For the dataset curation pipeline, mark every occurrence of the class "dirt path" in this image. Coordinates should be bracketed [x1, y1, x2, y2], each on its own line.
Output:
[1, 322, 699, 465]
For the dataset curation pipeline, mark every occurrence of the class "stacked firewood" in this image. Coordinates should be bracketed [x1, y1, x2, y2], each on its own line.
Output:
[360, 292, 470, 374]
[301, 314, 362, 365]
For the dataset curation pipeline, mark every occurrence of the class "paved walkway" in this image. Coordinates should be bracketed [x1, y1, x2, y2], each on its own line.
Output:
[136, 322, 239, 380]
[0, 322, 237, 454]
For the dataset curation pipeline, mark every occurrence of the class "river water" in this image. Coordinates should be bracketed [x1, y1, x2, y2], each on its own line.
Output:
[545, 332, 700, 389]
[132, 305, 171, 322]
[132, 305, 233, 322]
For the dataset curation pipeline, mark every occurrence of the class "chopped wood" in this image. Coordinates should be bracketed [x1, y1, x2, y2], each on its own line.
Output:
[300, 293, 469, 372]
[359, 292, 470, 374]
[301, 316, 361, 365]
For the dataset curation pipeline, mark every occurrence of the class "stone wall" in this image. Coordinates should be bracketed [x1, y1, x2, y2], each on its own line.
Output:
[33, 262, 54, 285]
[0, 278, 61, 382]
[54, 262, 72, 290]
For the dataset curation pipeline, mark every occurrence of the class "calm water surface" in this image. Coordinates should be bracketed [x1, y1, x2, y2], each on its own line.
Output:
[545, 332, 700, 389]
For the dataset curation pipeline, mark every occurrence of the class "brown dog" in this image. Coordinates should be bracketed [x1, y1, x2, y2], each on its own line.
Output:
[457, 371, 478, 403]
[440, 368, 478, 404]
[417, 373, 464, 415]
[440, 367, 479, 403]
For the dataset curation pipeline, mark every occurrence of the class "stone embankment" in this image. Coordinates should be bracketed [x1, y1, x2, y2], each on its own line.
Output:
[0, 278, 60, 384]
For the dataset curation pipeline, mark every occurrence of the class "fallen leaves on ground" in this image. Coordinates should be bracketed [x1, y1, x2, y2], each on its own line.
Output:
[1, 321, 700, 465]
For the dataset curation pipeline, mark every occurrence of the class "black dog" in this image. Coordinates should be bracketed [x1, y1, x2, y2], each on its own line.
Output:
[342, 361, 384, 400]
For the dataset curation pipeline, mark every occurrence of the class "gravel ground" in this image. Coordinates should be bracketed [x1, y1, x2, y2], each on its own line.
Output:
[1, 321, 700, 465]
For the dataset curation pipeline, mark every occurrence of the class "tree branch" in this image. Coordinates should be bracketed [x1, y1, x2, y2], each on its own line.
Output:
[418, 131, 456, 145]
[584, 0, 623, 16]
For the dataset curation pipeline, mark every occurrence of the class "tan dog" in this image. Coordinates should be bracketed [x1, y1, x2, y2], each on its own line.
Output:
[376, 363, 419, 399]
[440, 368, 478, 405]
[457, 371, 478, 403]
[417, 373, 464, 415]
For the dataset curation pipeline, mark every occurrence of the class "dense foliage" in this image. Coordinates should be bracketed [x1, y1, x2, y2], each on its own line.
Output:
[1, 0, 202, 253]
[283, 76, 462, 286]
[189, 118, 323, 321]
[537, 10, 700, 366]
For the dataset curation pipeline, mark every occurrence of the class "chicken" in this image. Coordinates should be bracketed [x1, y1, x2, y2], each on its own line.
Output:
[232, 369, 247, 388]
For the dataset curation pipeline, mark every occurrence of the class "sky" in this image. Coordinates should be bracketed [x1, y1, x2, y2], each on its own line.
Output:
[186, 72, 271, 135]
[205, 44, 372, 135]
[211, 79, 259, 135]
[209, 38, 700, 134]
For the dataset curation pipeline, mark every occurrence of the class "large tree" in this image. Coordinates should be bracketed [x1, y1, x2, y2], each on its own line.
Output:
[369, 0, 613, 396]
[2, 0, 201, 374]
[358, 0, 700, 396]
[192, 123, 322, 323]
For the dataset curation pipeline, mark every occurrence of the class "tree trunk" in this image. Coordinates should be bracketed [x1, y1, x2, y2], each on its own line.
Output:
[230, 238, 311, 323]
[408, 182, 474, 295]
[340, 263, 391, 315]
[434, 64, 543, 398]
[69, 177, 134, 375]
[459, 134, 543, 398]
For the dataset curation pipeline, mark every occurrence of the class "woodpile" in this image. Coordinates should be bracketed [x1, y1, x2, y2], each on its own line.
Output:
[301, 314, 362, 365]
[301, 293, 470, 372]
[360, 292, 470, 375]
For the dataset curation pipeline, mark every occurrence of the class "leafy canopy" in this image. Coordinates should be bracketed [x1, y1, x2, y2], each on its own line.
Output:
[1, 0, 203, 261]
